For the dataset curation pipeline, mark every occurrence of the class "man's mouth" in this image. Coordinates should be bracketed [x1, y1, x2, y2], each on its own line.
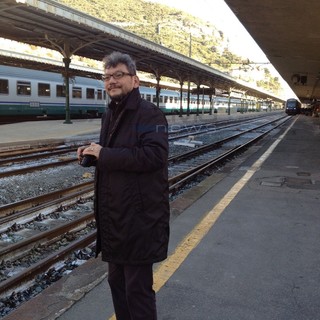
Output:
[108, 85, 120, 90]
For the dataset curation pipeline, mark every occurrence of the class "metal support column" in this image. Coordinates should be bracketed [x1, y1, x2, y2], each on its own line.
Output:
[63, 57, 72, 124]
[179, 81, 183, 117]
[196, 84, 200, 116]
[156, 76, 161, 108]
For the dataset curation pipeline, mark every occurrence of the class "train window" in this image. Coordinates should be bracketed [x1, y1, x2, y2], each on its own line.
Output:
[152, 95, 157, 103]
[146, 94, 151, 102]
[17, 81, 31, 95]
[97, 89, 102, 100]
[169, 97, 173, 103]
[174, 97, 178, 103]
[103, 90, 106, 100]
[72, 87, 82, 99]
[38, 83, 50, 97]
[164, 96, 168, 103]
[86, 88, 95, 99]
[141, 93, 145, 99]
[56, 85, 66, 97]
[0, 79, 8, 94]
[159, 95, 163, 103]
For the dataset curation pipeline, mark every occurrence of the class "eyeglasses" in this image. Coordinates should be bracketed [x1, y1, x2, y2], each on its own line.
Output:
[102, 71, 133, 81]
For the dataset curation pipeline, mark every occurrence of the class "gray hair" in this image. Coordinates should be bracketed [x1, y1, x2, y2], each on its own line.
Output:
[103, 51, 137, 75]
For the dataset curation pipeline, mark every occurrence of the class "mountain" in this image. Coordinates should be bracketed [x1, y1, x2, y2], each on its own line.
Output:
[55, 0, 281, 93]
[56, 0, 245, 71]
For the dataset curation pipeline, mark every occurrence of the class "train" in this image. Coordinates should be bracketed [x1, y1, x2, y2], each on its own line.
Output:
[0, 65, 270, 122]
[0, 65, 107, 120]
[140, 85, 212, 115]
[285, 98, 301, 115]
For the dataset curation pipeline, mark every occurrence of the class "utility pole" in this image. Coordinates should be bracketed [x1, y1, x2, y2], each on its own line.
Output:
[187, 33, 192, 116]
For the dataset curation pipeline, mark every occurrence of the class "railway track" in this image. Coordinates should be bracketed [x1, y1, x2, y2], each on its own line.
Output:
[0, 112, 280, 179]
[169, 115, 290, 191]
[0, 113, 291, 317]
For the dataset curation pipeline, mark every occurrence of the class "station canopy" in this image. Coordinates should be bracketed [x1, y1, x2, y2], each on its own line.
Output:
[225, 0, 320, 102]
[0, 0, 282, 102]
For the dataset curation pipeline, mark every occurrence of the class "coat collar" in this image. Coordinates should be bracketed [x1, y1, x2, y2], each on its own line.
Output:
[108, 88, 141, 112]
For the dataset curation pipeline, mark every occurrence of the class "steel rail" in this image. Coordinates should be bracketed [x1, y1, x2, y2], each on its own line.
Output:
[169, 115, 288, 163]
[0, 158, 77, 178]
[0, 212, 94, 262]
[0, 147, 78, 166]
[169, 116, 291, 191]
[0, 231, 96, 299]
[0, 181, 94, 218]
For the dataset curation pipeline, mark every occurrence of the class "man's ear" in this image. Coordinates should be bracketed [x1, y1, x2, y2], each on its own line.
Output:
[133, 75, 140, 88]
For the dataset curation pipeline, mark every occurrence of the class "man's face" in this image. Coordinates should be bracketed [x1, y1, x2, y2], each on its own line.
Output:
[103, 63, 139, 101]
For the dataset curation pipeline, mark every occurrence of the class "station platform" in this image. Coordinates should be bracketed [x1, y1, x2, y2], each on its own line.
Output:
[0, 112, 253, 148]
[2, 114, 320, 320]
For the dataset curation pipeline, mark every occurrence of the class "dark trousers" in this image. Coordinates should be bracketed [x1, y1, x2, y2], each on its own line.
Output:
[108, 263, 157, 320]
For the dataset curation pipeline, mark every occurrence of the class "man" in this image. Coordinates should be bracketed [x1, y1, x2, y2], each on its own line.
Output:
[77, 51, 170, 320]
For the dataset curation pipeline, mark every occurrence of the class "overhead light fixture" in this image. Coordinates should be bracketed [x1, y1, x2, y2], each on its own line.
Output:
[300, 75, 307, 85]
[291, 74, 300, 84]
[291, 74, 307, 85]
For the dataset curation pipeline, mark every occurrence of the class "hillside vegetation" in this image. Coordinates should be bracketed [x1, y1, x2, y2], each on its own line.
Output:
[56, 0, 281, 94]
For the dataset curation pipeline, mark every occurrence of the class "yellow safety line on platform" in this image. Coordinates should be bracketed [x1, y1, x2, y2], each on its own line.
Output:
[108, 117, 297, 320]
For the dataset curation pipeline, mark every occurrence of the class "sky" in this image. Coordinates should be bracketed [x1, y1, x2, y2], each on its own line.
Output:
[148, 0, 269, 62]
[148, 0, 295, 98]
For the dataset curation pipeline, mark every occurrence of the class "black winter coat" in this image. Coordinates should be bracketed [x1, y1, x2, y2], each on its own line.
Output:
[94, 88, 170, 265]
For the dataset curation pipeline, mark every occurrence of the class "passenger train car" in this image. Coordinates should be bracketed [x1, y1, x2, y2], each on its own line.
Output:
[0, 65, 255, 121]
[0, 65, 107, 120]
[285, 98, 301, 115]
[140, 86, 212, 114]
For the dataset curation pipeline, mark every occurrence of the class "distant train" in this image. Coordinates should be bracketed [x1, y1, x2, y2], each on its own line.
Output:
[285, 98, 301, 115]
[140, 86, 212, 115]
[0, 65, 266, 121]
